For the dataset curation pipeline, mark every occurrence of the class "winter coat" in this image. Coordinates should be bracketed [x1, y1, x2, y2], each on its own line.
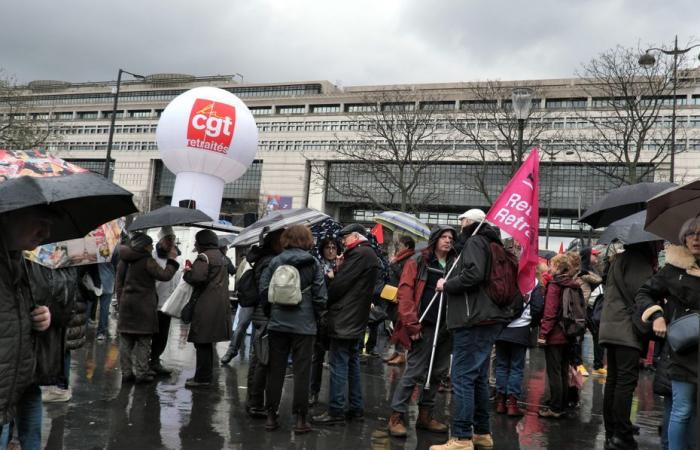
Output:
[539, 275, 580, 346]
[392, 226, 456, 349]
[578, 271, 603, 306]
[115, 245, 179, 335]
[184, 248, 232, 343]
[389, 248, 415, 286]
[598, 245, 656, 352]
[153, 246, 182, 308]
[0, 249, 36, 426]
[249, 246, 277, 327]
[443, 223, 516, 330]
[327, 240, 380, 340]
[636, 245, 699, 384]
[260, 248, 327, 336]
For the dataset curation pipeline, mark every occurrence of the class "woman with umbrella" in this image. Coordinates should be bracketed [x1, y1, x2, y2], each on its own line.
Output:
[636, 218, 700, 450]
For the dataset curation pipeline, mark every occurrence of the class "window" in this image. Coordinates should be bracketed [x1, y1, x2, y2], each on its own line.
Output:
[77, 111, 98, 119]
[128, 109, 152, 118]
[310, 104, 340, 114]
[420, 101, 456, 111]
[381, 102, 415, 112]
[277, 105, 305, 115]
[460, 100, 497, 110]
[249, 106, 273, 116]
[345, 103, 376, 113]
[545, 98, 587, 109]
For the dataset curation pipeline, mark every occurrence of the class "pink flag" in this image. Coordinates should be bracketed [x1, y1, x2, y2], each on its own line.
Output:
[485, 148, 540, 294]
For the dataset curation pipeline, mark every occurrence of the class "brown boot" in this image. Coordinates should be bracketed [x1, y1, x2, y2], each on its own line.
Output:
[388, 411, 407, 437]
[494, 393, 506, 414]
[416, 407, 448, 433]
[387, 352, 406, 365]
[294, 413, 312, 434]
[265, 412, 279, 431]
[506, 395, 524, 417]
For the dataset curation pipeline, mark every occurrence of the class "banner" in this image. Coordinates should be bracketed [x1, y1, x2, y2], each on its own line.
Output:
[486, 148, 540, 294]
[25, 218, 125, 269]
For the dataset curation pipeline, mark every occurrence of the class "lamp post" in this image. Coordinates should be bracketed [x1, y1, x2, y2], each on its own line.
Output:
[104, 69, 145, 178]
[511, 87, 534, 164]
[544, 152, 555, 249]
[639, 36, 700, 183]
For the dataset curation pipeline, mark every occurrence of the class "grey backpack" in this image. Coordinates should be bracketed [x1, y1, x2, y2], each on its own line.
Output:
[268, 264, 310, 306]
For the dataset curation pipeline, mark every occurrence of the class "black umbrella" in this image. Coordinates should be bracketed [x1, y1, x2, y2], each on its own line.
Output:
[0, 171, 137, 244]
[127, 205, 213, 232]
[598, 210, 663, 245]
[578, 182, 676, 228]
[645, 179, 700, 244]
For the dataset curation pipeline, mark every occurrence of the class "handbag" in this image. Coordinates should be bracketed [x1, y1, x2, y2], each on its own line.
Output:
[255, 324, 270, 366]
[159, 279, 194, 318]
[568, 364, 584, 389]
[180, 253, 209, 325]
[667, 312, 699, 354]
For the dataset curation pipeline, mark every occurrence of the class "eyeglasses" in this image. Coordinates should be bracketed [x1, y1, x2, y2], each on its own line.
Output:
[684, 231, 700, 240]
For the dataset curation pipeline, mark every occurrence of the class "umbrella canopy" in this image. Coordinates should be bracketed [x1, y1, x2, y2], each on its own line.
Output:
[373, 211, 431, 241]
[598, 211, 663, 245]
[645, 179, 700, 244]
[231, 208, 330, 247]
[0, 150, 137, 244]
[127, 206, 213, 232]
[578, 182, 676, 228]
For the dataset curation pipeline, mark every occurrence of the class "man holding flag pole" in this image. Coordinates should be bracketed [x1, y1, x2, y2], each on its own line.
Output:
[430, 149, 540, 450]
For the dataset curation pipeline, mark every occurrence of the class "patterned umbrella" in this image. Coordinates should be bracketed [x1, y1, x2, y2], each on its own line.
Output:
[373, 211, 431, 241]
[231, 207, 329, 247]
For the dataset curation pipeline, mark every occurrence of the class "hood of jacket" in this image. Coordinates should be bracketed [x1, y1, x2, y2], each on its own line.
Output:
[392, 247, 415, 264]
[195, 229, 219, 250]
[247, 244, 278, 265]
[665, 245, 700, 277]
[552, 273, 580, 289]
[427, 225, 457, 252]
[476, 222, 502, 243]
[274, 248, 316, 266]
[118, 244, 150, 263]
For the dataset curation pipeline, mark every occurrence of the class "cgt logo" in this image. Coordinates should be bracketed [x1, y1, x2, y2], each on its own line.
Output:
[187, 99, 236, 153]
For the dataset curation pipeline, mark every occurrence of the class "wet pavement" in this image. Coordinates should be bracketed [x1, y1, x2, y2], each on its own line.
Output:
[35, 318, 665, 450]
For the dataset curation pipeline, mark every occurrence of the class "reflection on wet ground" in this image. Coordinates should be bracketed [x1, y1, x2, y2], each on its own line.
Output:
[38, 318, 664, 449]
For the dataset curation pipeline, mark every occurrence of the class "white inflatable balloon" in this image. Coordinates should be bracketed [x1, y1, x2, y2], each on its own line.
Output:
[156, 86, 258, 220]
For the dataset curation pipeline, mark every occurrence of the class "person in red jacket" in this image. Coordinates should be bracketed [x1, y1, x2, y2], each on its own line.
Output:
[537, 254, 582, 418]
[387, 226, 457, 438]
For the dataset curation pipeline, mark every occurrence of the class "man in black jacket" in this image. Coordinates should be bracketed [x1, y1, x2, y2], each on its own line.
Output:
[313, 223, 380, 425]
[432, 221, 511, 450]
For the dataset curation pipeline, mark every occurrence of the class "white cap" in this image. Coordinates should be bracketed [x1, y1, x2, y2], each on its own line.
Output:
[158, 226, 175, 241]
[458, 209, 486, 222]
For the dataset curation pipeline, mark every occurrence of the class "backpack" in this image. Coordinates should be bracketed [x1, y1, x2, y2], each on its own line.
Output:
[559, 286, 587, 338]
[268, 264, 311, 306]
[236, 261, 259, 308]
[485, 241, 519, 307]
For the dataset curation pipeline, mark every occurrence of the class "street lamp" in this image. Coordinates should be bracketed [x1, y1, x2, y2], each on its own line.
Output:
[639, 36, 700, 183]
[512, 87, 534, 164]
[104, 69, 145, 178]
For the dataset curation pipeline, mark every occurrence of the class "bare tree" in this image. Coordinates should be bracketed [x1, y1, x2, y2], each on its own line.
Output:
[574, 45, 682, 185]
[0, 73, 54, 150]
[451, 80, 556, 204]
[309, 89, 455, 212]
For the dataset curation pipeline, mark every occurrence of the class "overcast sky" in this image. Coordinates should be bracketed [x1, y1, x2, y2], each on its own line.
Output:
[2, 0, 698, 87]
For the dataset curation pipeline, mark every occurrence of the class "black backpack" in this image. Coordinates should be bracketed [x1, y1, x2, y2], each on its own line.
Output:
[236, 263, 260, 308]
[559, 286, 587, 338]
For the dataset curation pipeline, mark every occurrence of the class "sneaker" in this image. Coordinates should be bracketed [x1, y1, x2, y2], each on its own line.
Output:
[96, 333, 107, 342]
[311, 411, 346, 426]
[593, 368, 608, 377]
[472, 433, 494, 449]
[42, 386, 72, 403]
[577, 365, 589, 377]
[429, 437, 474, 450]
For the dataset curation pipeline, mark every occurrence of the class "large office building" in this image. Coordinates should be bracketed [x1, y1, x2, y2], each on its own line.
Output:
[4, 71, 700, 243]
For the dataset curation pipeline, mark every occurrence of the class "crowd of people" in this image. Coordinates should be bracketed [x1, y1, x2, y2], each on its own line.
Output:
[0, 204, 698, 450]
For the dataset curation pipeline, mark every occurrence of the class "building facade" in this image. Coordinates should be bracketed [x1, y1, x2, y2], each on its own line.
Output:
[3, 72, 700, 243]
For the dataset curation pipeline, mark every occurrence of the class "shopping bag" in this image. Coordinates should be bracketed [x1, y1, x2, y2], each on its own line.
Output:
[568, 365, 584, 389]
[160, 279, 194, 318]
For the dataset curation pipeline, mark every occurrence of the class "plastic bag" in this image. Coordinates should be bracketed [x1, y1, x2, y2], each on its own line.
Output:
[568, 365, 584, 389]
[160, 279, 194, 318]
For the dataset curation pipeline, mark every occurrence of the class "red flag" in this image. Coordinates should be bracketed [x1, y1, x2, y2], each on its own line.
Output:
[485, 148, 540, 294]
[371, 223, 384, 245]
[558, 242, 565, 254]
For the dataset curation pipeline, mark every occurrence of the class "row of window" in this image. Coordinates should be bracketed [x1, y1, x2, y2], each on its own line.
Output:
[49, 141, 158, 151]
[52, 124, 158, 135]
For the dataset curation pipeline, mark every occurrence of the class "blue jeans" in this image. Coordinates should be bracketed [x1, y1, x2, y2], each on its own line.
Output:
[0, 384, 42, 450]
[90, 292, 112, 336]
[451, 324, 503, 439]
[495, 341, 527, 399]
[328, 338, 363, 416]
[669, 381, 698, 450]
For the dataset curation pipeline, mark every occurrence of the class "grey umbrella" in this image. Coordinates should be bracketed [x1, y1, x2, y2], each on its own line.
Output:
[645, 179, 700, 244]
[231, 208, 329, 247]
[579, 182, 676, 228]
[598, 210, 663, 245]
[127, 206, 213, 232]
